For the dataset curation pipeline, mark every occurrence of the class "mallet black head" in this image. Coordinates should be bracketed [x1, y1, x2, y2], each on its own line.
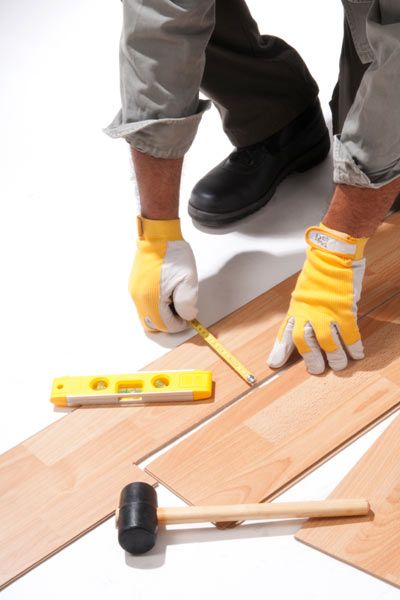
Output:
[116, 481, 158, 555]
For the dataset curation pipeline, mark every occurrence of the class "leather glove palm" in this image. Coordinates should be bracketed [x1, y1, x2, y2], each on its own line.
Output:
[268, 223, 368, 375]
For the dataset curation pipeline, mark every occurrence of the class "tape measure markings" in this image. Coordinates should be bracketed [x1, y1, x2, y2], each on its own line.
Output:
[190, 319, 256, 386]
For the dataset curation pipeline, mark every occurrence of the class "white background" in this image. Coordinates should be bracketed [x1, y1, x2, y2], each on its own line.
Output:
[0, 1, 398, 598]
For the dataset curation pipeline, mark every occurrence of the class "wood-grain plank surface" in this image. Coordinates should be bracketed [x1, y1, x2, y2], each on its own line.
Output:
[146, 295, 400, 510]
[1, 213, 400, 588]
[0, 251, 297, 588]
[0, 461, 155, 589]
[296, 414, 400, 588]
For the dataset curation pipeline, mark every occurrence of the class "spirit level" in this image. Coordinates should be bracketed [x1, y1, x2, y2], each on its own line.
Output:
[51, 370, 213, 407]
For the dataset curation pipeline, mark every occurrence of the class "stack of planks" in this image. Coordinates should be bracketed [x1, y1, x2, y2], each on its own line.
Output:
[1, 213, 400, 589]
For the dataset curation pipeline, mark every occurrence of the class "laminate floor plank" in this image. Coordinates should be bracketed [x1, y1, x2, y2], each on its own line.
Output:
[0, 459, 154, 589]
[296, 414, 400, 588]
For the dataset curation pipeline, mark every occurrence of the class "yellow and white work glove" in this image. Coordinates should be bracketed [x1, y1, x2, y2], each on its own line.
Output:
[267, 223, 369, 375]
[129, 217, 198, 333]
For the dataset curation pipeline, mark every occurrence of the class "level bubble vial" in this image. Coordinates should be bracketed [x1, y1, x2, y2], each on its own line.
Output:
[152, 375, 170, 388]
[90, 378, 109, 391]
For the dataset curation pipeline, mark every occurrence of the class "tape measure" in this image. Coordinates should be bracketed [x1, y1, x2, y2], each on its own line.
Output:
[51, 370, 212, 407]
[190, 319, 256, 386]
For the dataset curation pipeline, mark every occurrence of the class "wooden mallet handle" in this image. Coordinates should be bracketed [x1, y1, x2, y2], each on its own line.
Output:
[157, 498, 370, 524]
[117, 483, 370, 555]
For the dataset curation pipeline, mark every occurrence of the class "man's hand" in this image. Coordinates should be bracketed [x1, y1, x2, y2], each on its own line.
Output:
[129, 217, 198, 333]
[267, 223, 369, 375]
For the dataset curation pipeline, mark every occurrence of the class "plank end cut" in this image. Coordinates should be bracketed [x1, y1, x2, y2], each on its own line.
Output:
[296, 413, 400, 589]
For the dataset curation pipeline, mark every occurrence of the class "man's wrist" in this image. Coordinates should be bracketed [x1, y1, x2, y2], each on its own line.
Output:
[140, 208, 179, 220]
[323, 180, 400, 238]
[136, 216, 183, 241]
[305, 223, 368, 260]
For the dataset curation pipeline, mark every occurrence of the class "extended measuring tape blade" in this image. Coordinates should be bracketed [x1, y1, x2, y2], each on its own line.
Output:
[189, 319, 256, 386]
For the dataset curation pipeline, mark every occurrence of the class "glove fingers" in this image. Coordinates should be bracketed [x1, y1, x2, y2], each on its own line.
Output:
[155, 275, 199, 333]
[345, 338, 365, 360]
[157, 301, 189, 333]
[292, 318, 326, 375]
[157, 241, 198, 332]
[172, 275, 199, 322]
[324, 324, 349, 371]
[292, 317, 312, 354]
[267, 316, 295, 368]
[142, 307, 185, 333]
[270, 317, 360, 375]
[311, 321, 349, 372]
[339, 322, 365, 360]
[301, 322, 326, 375]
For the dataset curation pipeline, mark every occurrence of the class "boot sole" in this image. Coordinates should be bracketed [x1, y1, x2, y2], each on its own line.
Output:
[188, 130, 331, 227]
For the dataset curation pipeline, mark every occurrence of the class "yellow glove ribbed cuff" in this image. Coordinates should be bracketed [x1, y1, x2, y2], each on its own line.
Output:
[305, 222, 368, 260]
[137, 216, 183, 241]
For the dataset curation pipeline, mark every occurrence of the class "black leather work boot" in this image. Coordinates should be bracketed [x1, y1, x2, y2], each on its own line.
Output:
[188, 98, 330, 227]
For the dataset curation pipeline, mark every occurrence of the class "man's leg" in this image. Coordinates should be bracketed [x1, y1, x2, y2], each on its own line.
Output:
[329, 17, 370, 137]
[188, 0, 330, 227]
[105, 0, 218, 219]
[326, 9, 394, 237]
[105, 0, 215, 160]
[325, 0, 400, 238]
[200, 0, 319, 147]
[332, 0, 400, 191]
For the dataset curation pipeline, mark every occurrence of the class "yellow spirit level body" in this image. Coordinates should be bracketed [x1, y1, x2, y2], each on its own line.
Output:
[51, 370, 213, 407]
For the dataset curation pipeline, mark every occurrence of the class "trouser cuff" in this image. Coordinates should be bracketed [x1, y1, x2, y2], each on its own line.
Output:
[103, 99, 212, 159]
[333, 135, 400, 189]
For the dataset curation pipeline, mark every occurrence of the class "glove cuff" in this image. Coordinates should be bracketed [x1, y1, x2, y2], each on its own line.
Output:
[137, 216, 183, 241]
[305, 223, 368, 260]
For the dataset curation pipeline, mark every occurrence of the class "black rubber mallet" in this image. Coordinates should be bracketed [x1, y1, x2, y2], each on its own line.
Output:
[116, 482, 370, 555]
